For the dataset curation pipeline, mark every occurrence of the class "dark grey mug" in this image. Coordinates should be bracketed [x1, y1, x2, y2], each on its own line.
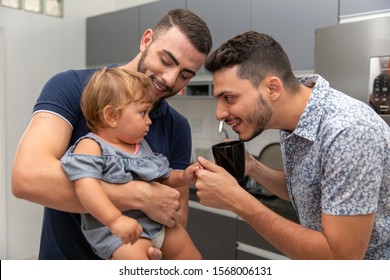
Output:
[212, 140, 245, 187]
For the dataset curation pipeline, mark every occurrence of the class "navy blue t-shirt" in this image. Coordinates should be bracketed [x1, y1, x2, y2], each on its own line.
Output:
[33, 68, 192, 259]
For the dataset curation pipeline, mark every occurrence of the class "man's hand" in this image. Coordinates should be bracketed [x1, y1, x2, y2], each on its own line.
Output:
[182, 163, 201, 185]
[140, 181, 181, 227]
[195, 156, 244, 211]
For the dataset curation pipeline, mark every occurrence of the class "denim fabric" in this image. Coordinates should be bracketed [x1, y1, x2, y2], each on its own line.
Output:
[61, 133, 171, 258]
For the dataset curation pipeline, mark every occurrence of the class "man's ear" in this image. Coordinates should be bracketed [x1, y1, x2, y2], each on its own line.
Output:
[140, 29, 153, 52]
[102, 106, 118, 128]
[267, 76, 282, 102]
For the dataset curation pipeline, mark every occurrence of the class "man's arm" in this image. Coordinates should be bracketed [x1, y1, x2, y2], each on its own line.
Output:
[12, 112, 83, 211]
[245, 151, 289, 200]
[195, 156, 374, 259]
[176, 186, 189, 227]
[12, 112, 181, 227]
[235, 192, 374, 259]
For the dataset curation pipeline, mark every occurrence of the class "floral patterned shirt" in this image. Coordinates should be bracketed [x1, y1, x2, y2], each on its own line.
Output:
[280, 75, 390, 259]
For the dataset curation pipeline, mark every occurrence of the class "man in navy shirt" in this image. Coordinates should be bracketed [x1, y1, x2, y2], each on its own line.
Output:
[12, 9, 212, 260]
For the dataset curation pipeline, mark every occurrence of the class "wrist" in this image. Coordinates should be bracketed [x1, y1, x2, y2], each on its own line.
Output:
[129, 180, 149, 211]
[108, 214, 123, 229]
[106, 180, 150, 212]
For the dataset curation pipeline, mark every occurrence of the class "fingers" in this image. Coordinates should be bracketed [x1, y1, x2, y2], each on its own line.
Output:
[130, 224, 143, 244]
[189, 162, 201, 171]
[116, 219, 143, 245]
[147, 247, 163, 260]
[196, 156, 220, 172]
[165, 208, 181, 228]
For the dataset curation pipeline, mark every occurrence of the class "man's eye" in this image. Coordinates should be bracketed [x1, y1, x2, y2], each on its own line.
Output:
[161, 57, 172, 66]
[225, 96, 233, 103]
[180, 72, 192, 80]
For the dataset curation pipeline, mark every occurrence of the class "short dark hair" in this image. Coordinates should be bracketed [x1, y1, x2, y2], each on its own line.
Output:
[205, 31, 299, 91]
[153, 9, 212, 55]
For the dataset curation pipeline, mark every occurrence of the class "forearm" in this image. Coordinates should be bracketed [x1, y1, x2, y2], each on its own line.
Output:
[102, 180, 183, 228]
[129, 177, 189, 227]
[248, 160, 289, 200]
[158, 171, 190, 226]
[161, 170, 186, 188]
[12, 156, 85, 213]
[176, 185, 189, 227]
[101, 180, 148, 212]
[234, 192, 355, 260]
[12, 156, 155, 215]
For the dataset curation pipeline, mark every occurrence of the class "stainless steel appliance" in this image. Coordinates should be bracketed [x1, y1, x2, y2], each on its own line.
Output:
[314, 16, 390, 126]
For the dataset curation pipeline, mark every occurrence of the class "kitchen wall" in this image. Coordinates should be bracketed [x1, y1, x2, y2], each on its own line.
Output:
[0, 0, 158, 260]
[1, 27, 5, 260]
[0, 0, 389, 260]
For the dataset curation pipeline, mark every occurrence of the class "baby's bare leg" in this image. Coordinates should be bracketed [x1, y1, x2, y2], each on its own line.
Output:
[161, 224, 202, 260]
[111, 238, 153, 260]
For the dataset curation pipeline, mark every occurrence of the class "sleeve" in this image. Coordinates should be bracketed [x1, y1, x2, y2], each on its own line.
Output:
[321, 125, 384, 216]
[153, 154, 173, 179]
[61, 152, 104, 182]
[139, 139, 172, 179]
[33, 70, 86, 129]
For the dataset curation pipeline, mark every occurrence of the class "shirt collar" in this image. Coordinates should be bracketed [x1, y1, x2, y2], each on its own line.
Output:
[289, 74, 329, 142]
[149, 99, 168, 119]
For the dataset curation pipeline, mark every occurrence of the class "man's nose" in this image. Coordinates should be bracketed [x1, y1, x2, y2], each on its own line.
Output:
[215, 102, 228, 121]
[161, 69, 178, 89]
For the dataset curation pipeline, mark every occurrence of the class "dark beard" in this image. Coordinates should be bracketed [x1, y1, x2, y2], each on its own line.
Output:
[137, 47, 176, 104]
[137, 47, 148, 74]
[244, 95, 272, 141]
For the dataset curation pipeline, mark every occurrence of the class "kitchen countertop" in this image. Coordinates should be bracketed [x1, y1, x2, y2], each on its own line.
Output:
[189, 187, 299, 223]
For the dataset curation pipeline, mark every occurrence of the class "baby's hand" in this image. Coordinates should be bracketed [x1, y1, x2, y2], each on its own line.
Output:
[110, 216, 142, 244]
[183, 163, 201, 184]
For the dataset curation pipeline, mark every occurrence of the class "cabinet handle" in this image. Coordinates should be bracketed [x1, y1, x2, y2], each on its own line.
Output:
[236, 242, 289, 260]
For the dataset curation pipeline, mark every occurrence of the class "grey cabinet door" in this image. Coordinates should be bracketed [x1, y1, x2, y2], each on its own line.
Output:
[139, 0, 186, 34]
[187, 205, 237, 260]
[187, 0, 252, 75]
[250, 0, 338, 71]
[86, 7, 140, 67]
[236, 220, 282, 258]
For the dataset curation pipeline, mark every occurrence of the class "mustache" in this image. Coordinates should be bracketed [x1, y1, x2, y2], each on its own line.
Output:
[151, 76, 173, 93]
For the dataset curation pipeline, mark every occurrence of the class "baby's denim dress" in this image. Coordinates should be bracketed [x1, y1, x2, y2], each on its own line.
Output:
[61, 132, 172, 259]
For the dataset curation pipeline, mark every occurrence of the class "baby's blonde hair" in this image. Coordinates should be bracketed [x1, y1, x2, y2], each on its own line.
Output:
[81, 68, 154, 131]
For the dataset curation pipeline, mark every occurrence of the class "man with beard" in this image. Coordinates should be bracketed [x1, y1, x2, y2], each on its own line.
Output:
[194, 31, 390, 259]
[12, 9, 212, 260]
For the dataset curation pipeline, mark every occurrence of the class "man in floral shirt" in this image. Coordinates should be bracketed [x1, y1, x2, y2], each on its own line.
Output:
[194, 31, 389, 259]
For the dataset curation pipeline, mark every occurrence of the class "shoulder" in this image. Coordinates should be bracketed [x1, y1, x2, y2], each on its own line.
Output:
[73, 136, 102, 156]
[34, 68, 99, 126]
[37, 68, 97, 104]
[45, 68, 96, 89]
